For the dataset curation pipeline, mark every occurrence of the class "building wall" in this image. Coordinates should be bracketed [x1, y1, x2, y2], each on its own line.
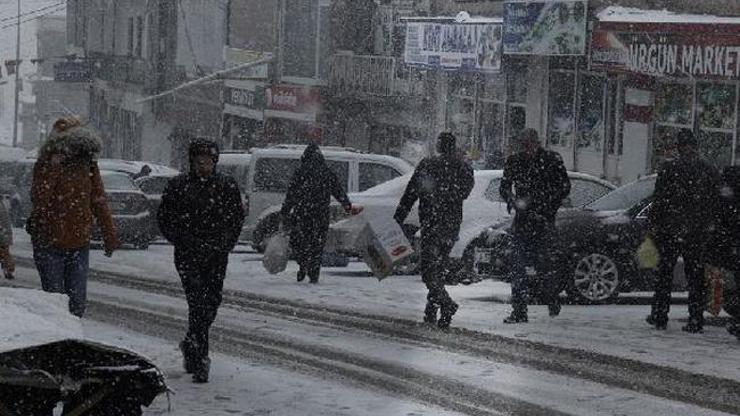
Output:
[176, 0, 228, 76]
[228, 0, 278, 52]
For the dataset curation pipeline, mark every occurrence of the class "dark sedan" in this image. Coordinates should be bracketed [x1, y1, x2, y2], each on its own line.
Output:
[93, 171, 154, 249]
[134, 174, 176, 238]
[466, 175, 663, 304]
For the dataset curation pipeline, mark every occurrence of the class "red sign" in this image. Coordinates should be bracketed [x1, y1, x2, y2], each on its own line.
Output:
[265, 85, 320, 116]
[591, 23, 740, 80]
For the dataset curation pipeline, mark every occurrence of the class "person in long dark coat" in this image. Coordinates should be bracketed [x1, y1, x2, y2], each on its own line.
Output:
[394, 133, 474, 329]
[646, 129, 721, 333]
[158, 138, 245, 383]
[717, 166, 740, 338]
[499, 128, 571, 324]
[280, 144, 352, 283]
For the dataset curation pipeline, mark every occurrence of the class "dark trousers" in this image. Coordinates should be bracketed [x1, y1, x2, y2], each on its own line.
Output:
[651, 234, 707, 325]
[175, 251, 228, 361]
[510, 228, 561, 317]
[34, 244, 90, 317]
[291, 219, 329, 281]
[420, 232, 455, 309]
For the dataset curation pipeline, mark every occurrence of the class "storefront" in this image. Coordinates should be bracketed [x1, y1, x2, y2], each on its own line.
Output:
[588, 6, 740, 182]
[222, 79, 266, 149]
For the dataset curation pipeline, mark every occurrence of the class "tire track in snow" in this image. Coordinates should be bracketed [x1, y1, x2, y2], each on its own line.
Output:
[12, 259, 740, 415]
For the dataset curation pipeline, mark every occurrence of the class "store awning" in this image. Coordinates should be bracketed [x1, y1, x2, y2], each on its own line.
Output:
[596, 6, 740, 31]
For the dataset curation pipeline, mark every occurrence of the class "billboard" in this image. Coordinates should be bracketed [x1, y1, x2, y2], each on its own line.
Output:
[503, 0, 587, 56]
[591, 28, 740, 81]
[404, 20, 503, 73]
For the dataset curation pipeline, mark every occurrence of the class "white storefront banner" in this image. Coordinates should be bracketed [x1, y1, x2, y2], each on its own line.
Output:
[403, 18, 503, 73]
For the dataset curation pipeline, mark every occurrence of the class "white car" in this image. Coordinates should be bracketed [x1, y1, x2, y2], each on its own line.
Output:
[242, 145, 414, 251]
[325, 170, 616, 272]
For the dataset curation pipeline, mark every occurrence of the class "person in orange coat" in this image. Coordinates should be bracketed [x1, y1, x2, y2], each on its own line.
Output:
[28, 118, 119, 317]
[0, 198, 14, 279]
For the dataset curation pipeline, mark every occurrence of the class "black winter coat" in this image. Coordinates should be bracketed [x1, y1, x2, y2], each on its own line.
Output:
[648, 153, 721, 240]
[158, 171, 245, 258]
[394, 154, 474, 239]
[499, 148, 571, 235]
[280, 145, 351, 235]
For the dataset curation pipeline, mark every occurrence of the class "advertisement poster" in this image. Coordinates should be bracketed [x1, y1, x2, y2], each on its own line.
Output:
[503, 0, 587, 55]
[591, 29, 740, 81]
[404, 20, 503, 73]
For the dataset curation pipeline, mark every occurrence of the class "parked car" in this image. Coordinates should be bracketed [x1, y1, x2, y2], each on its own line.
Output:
[0, 158, 35, 227]
[326, 170, 616, 274]
[219, 151, 252, 224]
[244, 145, 414, 252]
[468, 175, 663, 304]
[135, 173, 177, 238]
[94, 171, 154, 249]
[98, 159, 179, 178]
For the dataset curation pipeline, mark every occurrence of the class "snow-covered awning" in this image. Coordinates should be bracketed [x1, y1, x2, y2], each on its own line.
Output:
[401, 14, 502, 24]
[597, 6, 740, 25]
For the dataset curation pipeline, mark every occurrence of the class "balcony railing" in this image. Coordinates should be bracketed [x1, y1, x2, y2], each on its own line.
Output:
[328, 53, 425, 98]
[94, 56, 151, 85]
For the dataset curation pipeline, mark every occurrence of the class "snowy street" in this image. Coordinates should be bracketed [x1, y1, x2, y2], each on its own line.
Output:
[3, 231, 739, 415]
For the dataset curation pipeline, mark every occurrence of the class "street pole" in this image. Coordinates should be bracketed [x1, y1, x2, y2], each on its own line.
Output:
[11, 0, 21, 147]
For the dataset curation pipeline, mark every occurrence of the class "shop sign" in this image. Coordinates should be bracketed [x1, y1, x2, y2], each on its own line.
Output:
[223, 47, 270, 79]
[503, 0, 587, 56]
[265, 85, 321, 122]
[403, 19, 503, 73]
[54, 61, 92, 82]
[224, 86, 264, 109]
[591, 30, 740, 80]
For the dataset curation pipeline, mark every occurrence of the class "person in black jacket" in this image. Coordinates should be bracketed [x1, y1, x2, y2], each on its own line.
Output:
[718, 166, 740, 339]
[394, 133, 474, 329]
[158, 138, 245, 383]
[280, 144, 353, 284]
[646, 129, 721, 333]
[499, 128, 571, 324]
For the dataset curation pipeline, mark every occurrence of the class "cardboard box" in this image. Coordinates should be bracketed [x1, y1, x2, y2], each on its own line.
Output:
[356, 211, 414, 280]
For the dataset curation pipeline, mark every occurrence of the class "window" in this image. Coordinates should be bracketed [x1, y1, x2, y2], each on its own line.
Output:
[254, 158, 301, 192]
[576, 75, 605, 152]
[548, 71, 576, 147]
[586, 176, 656, 211]
[282, 0, 330, 80]
[359, 163, 401, 192]
[102, 173, 138, 191]
[127, 17, 134, 56]
[655, 82, 693, 126]
[138, 177, 170, 195]
[567, 179, 612, 208]
[136, 16, 144, 58]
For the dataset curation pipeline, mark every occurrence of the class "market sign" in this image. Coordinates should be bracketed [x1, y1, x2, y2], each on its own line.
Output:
[503, 0, 587, 56]
[591, 29, 740, 80]
[54, 61, 92, 82]
[264, 85, 321, 122]
[403, 18, 503, 73]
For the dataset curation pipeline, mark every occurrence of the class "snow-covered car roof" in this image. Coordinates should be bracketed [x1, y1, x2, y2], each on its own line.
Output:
[251, 145, 414, 173]
[0, 288, 83, 354]
[98, 159, 179, 177]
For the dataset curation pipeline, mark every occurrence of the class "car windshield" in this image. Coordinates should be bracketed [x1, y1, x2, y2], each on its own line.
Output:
[360, 173, 411, 196]
[586, 176, 656, 211]
[101, 172, 138, 190]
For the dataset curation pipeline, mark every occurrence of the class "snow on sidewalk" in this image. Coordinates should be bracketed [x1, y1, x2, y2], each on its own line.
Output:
[11, 230, 740, 382]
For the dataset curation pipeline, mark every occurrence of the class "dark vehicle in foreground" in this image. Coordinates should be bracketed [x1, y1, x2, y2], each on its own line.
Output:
[0, 288, 167, 415]
[94, 171, 153, 249]
[468, 175, 739, 314]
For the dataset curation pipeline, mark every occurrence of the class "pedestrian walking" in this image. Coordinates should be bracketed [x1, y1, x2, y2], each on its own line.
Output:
[646, 129, 721, 333]
[157, 138, 245, 383]
[280, 143, 354, 284]
[716, 166, 739, 338]
[499, 128, 571, 324]
[27, 118, 119, 318]
[394, 132, 474, 329]
[0, 198, 15, 280]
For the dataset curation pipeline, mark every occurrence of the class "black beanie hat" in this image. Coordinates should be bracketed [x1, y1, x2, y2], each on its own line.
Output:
[189, 138, 219, 163]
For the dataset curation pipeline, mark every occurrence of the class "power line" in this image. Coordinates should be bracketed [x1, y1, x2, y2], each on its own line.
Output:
[0, 1, 66, 23]
[0, 4, 66, 31]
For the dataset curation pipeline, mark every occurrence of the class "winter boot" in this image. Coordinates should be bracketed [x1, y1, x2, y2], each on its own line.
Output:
[423, 302, 438, 326]
[645, 314, 667, 330]
[179, 340, 195, 374]
[728, 322, 740, 340]
[297, 269, 306, 282]
[548, 303, 561, 317]
[503, 311, 528, 324]
[438, 301, 458, 330]
[192, 357, 211, 383]
[681, 318, 703, 334]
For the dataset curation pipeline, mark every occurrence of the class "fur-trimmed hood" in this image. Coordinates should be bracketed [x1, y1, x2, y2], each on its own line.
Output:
[38, 125, 103, 162]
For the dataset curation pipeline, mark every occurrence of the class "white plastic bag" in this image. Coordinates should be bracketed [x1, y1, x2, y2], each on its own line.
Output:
[263, 232, 290, 274]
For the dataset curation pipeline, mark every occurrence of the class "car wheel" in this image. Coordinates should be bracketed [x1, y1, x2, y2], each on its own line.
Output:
[252, 214, 280, 253]
[567, 252, 621, 304]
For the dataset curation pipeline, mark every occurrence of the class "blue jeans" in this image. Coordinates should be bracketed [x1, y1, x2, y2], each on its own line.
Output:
[34, 245, 90, 317]
[510, 227, 560, 317]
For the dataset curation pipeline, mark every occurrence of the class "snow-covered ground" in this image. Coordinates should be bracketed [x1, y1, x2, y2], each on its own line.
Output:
[8, 229, 740, 383]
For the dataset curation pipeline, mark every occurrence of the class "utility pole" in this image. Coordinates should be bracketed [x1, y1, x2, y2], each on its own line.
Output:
[11, 0, 21, 147]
